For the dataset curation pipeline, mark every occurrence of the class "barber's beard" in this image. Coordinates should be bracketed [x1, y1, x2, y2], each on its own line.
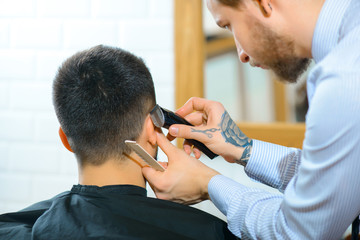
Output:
[250, 20, 311, 83]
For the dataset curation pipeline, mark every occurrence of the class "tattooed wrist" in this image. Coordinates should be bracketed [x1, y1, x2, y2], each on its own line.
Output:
[235, 139, 253, 167]
[219, 111, 250, 146]
[218, 111, 253, 166]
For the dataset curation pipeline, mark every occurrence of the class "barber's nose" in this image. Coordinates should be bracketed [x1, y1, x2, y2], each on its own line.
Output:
[239, 49, 250, 63]
[234, 38, 250, 63]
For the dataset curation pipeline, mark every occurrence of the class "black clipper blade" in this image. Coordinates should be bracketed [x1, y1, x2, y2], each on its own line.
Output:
[150, 104, 218, 159]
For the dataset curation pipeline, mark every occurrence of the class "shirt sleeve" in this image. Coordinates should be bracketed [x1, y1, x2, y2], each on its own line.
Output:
[208, 68, 360, 239]
[245, 140, 302, 193]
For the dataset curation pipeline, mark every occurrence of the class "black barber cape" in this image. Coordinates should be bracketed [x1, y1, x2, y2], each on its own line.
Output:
[0, 185, 238, 240]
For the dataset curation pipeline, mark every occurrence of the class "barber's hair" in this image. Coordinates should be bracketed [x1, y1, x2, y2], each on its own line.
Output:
[217, 0, 242, 8]
[53, 45, 156, 166]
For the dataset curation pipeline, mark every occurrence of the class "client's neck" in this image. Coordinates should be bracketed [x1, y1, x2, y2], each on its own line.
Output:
[78, 156, 146, 188]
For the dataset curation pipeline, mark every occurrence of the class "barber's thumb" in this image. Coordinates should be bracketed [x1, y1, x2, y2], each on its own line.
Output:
[156, 132, 177, 156]
[169, 124, 192, 139]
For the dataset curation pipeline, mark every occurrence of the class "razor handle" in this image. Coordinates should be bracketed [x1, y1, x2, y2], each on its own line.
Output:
[161, 109, 218, 159]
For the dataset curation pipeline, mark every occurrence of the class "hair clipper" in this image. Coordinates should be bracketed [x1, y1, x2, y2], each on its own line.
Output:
[150, 104, 218, 159]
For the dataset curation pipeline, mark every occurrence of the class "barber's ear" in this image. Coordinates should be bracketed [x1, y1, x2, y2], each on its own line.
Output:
[145, 115, 157, 146]
[256, 0, 272, 17]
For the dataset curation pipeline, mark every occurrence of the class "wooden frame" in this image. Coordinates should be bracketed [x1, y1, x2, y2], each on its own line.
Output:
[174, 0, 204, 109]
[273, 77, 289, 122]
[239, 122, 305, 148]
[174, 0, 305, 148]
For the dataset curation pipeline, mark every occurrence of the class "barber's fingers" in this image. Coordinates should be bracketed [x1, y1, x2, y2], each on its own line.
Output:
[176, 97, 224, 126]
[183, 140, 192, 155]
[184, 112, 205, 126]
[156, 132, 180, 161]
[169, 124, 210, 144]
[193, 147, 202, 159]
[175, 97, 210, 118]
[167, 111, 205, 146]
[183, 141, 200, 158]
[183, 140, 202, 159]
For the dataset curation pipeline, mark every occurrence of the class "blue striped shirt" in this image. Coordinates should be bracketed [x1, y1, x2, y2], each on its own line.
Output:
[208, 0, 360, 239]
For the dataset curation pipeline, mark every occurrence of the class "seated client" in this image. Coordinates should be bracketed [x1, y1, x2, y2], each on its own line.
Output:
[0, 45, 237, 240]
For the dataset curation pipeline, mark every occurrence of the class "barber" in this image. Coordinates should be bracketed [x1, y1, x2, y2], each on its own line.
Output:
[143, 0, 360, 239]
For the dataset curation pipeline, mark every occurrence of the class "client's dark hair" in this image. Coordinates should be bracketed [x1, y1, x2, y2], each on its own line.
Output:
[53, 45, 156, 166]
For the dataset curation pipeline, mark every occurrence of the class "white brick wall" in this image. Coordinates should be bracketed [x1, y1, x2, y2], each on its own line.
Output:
[0, 111, 35, 141]
[63, 21, 118, 49]
[0, 0, 174, 213]
[92, 0, 148, 18]
[11, 20, 62, 49]
[0, 23, 9, 47]
[0, 0, 36, 17]
[0, 50, 36, 80]
[37, 0, 91, 18]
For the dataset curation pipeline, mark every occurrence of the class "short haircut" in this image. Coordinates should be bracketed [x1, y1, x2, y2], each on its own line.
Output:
[53, 45, 156, 166]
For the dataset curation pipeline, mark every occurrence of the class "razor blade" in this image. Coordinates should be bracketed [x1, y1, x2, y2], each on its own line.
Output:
[150, 104, 218, 159]
[125, 140, 165, 172]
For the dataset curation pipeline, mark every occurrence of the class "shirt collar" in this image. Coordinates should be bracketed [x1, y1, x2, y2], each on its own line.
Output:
[311, 0, 351, 62]
[71, 184, 147, 197]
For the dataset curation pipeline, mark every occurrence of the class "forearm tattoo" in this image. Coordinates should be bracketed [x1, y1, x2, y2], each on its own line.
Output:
[191, 128, 220, 138]
[219, 111, 253, 166]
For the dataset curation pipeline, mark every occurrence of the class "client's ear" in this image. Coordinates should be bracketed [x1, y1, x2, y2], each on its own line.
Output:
[144, 115, 157, 146]
[59, 127, 74, 153]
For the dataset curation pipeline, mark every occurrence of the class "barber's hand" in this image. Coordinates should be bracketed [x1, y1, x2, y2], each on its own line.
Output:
[142, 132, 220, 205]
[169, 97, 252, 164]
